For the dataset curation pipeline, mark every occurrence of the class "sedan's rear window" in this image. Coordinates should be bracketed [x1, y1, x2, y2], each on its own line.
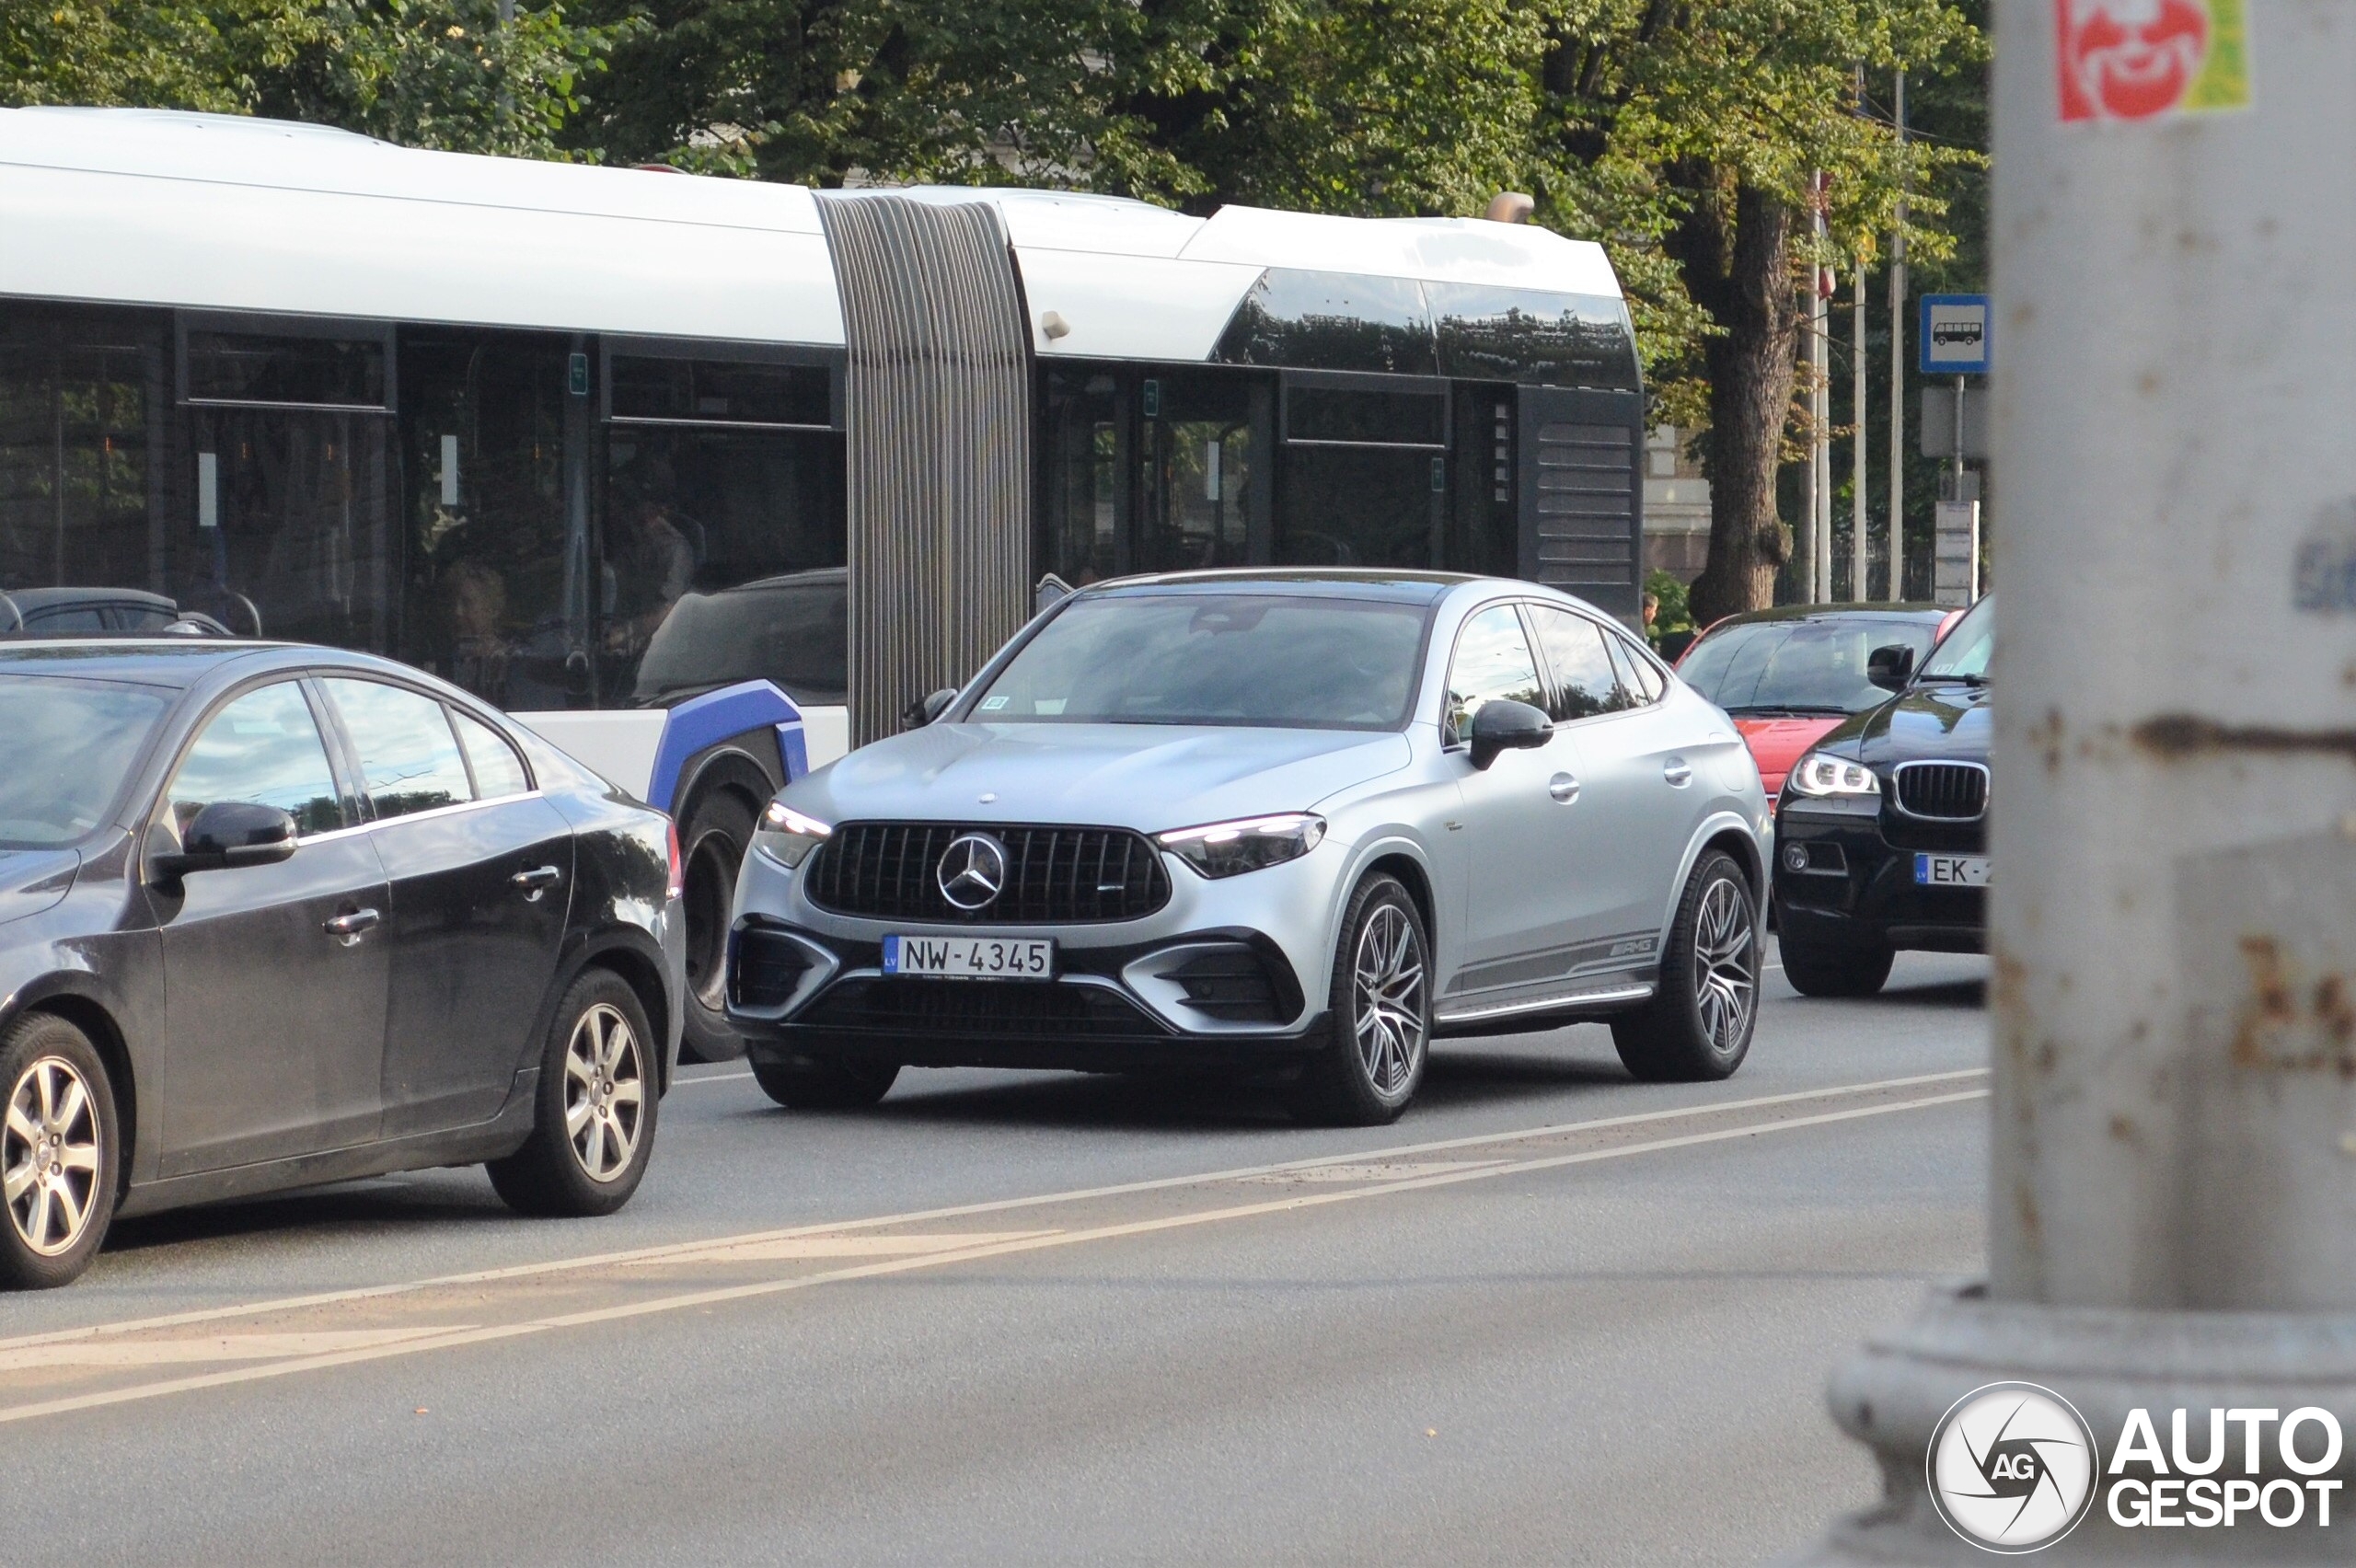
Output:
[0, 674, 170, 847]
[1680, 618, 1941, 716]
[970, 594, 1427, 730]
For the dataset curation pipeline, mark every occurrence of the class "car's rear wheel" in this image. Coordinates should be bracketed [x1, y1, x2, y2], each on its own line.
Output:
[0, 1012, 119, 1290]
[678, 785, 759, 1064]
[1289, 873, 1429, 1125]
[749, 1043, 900, 1110]
[1776, 927, 1895, 997]
[1611, 851, 1759, 1082]
[488, 969, 658, 1217]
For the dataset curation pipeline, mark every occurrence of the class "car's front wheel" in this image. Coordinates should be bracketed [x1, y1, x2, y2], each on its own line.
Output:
[1290, 873, 1430, 1125]
[0, 1012, 119, 1290]
[1776, 926, 1894, 997]
[678, 785, 759, 1064]
[488, 969, 658, 1216]
[749, 1043, 900, 1110]
[1611, 850, 1760, 1082]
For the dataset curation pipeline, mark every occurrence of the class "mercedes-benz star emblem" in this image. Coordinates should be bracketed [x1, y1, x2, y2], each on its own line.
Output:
[937, 833, 1008, 911]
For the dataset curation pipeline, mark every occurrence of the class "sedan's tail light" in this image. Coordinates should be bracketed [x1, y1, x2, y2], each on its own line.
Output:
[665, 821, 684, 901]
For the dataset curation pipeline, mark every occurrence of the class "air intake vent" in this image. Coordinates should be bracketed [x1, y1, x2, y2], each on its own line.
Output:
[1894, 762, 1988, 821]
[805, 824, 1172, 924]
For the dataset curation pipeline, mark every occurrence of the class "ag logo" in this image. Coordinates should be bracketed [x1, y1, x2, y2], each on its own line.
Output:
[936, 833, 1008, 911]
[1927, 1382, 2098, 1553]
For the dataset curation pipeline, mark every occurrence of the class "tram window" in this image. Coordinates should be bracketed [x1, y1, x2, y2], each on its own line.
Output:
[1042, 372, 1122, 584]
[0, 306, 161, 597]
[1138, 373, 1254, 573]
[1276, 447, 1436, 570]
[1284, 386, 1446, 447]
[608, 357, 831, 428]
[1214, 270, 1438, 377]
[1427, 284, 1640, 391]
[184, 329, 390, 409]
[398, 331, 581, 712]
[600, 428, 846, 704]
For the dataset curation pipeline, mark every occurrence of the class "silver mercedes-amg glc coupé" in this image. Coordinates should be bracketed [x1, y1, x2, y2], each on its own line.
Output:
[725, 571, 1770, 1124]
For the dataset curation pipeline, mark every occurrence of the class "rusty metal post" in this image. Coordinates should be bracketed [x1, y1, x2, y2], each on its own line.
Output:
[1789, 2, 2356, 1561]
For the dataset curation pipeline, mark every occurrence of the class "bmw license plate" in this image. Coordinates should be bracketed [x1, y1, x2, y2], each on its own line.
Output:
[883, 934, 1055, 980]
[1914, 853, 1992, 887]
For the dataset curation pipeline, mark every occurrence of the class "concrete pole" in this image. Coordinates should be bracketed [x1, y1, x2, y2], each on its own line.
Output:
[1793, 3, 2356, 1561]
[1852, 266, 1868, 602]
[1888, 67, 1907, 601]
[1812, 189, 1833, 602]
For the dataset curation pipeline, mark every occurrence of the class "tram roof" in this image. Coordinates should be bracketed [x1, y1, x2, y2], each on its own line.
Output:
[0, 108, 1624, 363]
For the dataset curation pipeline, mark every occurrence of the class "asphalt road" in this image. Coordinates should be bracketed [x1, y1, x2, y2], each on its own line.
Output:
[0, 942, 1989, 1566]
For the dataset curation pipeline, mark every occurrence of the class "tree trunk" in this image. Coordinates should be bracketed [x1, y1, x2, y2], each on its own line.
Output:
[1668, 178, 1803, 626]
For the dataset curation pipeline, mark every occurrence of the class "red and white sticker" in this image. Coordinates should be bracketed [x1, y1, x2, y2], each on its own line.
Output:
[2055, 0, 2250, 123]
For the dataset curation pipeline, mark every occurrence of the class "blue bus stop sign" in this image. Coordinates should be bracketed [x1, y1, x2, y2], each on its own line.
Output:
[1920, 294, 1992, 376]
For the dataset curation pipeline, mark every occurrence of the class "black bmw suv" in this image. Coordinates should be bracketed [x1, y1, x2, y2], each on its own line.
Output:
[1771, 594, 1992, 996]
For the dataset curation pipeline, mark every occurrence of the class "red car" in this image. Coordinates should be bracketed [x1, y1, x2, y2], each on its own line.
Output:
[1674, 605, 1959, 796]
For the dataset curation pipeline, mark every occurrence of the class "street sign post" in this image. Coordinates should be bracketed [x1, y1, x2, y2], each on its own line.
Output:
[1918, 294, 1992, 375]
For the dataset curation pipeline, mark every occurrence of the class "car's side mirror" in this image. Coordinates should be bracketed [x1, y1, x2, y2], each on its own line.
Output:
[903, 687, 958, 728]
[1866, 644, 1916, 692]
[153, 801, 298, 882]
[1466, 699, 1553, 770]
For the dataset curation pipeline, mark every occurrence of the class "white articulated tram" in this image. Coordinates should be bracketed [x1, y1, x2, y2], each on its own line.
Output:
[0, 105, 1646, 1058]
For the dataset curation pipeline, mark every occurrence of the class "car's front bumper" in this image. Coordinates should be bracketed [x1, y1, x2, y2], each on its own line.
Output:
[1771, 795, 1986, 954]
[724, 841, 1343, 1070]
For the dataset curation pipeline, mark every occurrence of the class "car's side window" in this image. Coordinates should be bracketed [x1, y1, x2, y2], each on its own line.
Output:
[452, 709, 531, 800]
[320, 678, 475, 820]
[166, 682, 344, 837]
[1605, 634, 1669, 706]
[1528, 605, 1630, 722]
[1445, 604, 1547, 744]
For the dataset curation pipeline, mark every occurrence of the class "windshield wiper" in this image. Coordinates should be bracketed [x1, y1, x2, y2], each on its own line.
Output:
[1915, 672, 1989, 686]
[1720, 703, 1852, 717]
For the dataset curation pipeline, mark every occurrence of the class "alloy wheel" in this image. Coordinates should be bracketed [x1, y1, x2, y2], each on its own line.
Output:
[4, 1055, 102, 1257]
[1352, 903, 1427, 1098]
[1691, 877, 1758, 1054]
[562, 1003, 646, 1183]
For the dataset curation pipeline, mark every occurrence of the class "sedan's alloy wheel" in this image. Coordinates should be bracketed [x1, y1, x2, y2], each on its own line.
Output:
[1353, 903, 1427, 1098]
[4, 1055, 102, 1258]
[1690, 877, 1758, 1053]
[563, 1003, 645, 1183]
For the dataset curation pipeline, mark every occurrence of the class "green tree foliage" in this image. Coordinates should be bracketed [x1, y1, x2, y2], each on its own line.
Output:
[1, 1, 633, 157]
[1541, 0, 1982, 622]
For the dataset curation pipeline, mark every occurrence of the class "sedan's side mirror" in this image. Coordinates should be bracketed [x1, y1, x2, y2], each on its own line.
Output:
[153, 801, 298, 881]
[903, 687, 958, 728]
[1466, 699, 1553, 770]
[1866, 644, 1916, 692]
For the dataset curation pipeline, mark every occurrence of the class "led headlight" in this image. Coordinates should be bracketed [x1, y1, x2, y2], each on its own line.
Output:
[1787, 753, 1880, 799]
[751, 801, 832, 869]
[1156, 813, 1325, 879]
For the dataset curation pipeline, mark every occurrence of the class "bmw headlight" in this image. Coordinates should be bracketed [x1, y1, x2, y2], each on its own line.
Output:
[752, 801, 832, 869]
[1156, 813, 1325, 879]
[1787, 753, 1880, 799]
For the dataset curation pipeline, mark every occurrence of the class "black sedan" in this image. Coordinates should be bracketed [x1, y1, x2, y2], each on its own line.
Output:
[0, 640, 684, 1287]
[1771, 594, 1992, 996]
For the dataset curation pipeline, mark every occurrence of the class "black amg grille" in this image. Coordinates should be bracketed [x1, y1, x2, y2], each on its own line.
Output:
[801, 977, 1166, 1037]
[805, 823, 1172, 924]
[1895, 763, 1989, 821]
[730, 926, 814, 1010]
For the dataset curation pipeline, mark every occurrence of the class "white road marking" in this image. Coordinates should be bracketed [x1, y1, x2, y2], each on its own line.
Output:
[627, 1231, 1061, 1265]
[1, 1067, 1987, 1359]
[0, 1080, 1988, 1424]
[673, 1069, 754, 1089]
[0, 1328, 468, 1372]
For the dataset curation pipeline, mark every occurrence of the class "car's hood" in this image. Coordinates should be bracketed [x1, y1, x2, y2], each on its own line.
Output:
[1814, 682, 1992, 767]
[1731, 716, 1845, 787]
[792, 723, 1415, 832]
[0, 848, 78, 928]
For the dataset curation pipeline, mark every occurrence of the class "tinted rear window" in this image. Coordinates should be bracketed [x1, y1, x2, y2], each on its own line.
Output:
[1680, 619, 1941, 716]
[0, 674, 169, 847]
[970, 593, 1427, 730]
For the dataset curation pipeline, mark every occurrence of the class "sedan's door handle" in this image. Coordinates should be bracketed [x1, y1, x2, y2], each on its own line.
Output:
[512, 865, 563, 894]
[1662, 760, 1693, 787]
[324, 907, 380, 941]
[1547, 772, 1581, 803]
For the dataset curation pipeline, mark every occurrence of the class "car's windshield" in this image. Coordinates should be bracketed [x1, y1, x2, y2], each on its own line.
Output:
[0, 674, 171, 847]
[969, 593, 1427, 730]
[632, 576, 848, 708]
[1680, 617, 1942, 716]
[1917, 594, 1994, 681]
